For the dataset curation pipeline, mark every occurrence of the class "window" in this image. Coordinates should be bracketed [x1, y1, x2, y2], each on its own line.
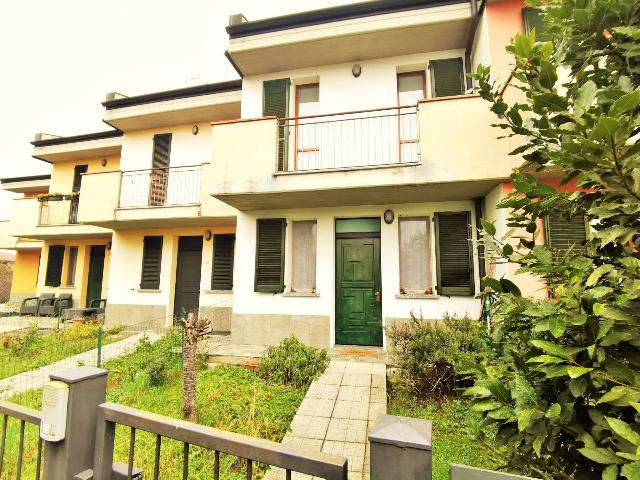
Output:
[263, 78, 291, 171]
[255, 219, 286, 293]
[545, 213, 587, 259]
[295, 84, 320, 171]
[429, 58, 464, 98]
[45, 245, 65, 287]
[66, 246, 78, 286]
[140, 236, 163, 289]
[397, 72, 425, 163]
[211, 234, 235, 290]
[149, 134, 172, 207]
[291, 221, 317, 293]
[399, 218, 431, 293]
[434, 212, 474, 295]
[522, 8, 549, 41]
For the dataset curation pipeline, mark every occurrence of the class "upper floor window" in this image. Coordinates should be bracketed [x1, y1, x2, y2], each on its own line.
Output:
[295, 84, 320, 170]
[522, 8, 549, 41]
[397, 72, 425, 163]
[397, 72, 426, 105]
[429, 58, 464, 98]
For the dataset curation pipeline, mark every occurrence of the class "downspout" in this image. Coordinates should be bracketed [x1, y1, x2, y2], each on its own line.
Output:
[464, 0, 488, 91]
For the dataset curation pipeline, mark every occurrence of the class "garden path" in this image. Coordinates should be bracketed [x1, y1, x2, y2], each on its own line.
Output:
[0, 330, 163, 399]
[266, 357, 387, 480]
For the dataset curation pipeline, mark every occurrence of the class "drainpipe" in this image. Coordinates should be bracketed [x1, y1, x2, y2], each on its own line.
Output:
[464, 0, 488, 91]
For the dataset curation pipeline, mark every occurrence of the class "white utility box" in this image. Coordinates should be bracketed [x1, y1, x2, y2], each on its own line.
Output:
[40, 380, 69, 442]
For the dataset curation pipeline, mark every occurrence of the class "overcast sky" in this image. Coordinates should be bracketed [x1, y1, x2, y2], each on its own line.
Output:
[0, 0, 359, 219]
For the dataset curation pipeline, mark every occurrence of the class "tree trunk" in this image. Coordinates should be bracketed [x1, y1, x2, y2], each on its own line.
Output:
[181, 311, 211, 421]
[182, 312, 198, 421]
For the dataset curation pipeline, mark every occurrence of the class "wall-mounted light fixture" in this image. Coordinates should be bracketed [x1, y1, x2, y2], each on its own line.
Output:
[383, 209, 395, 225]
[204, 230, 212, 241]
[101, 158, 107, 167]
[192, 125, 199, 135]
[352, 64, 362, 78]
[106, 241, 112, 250]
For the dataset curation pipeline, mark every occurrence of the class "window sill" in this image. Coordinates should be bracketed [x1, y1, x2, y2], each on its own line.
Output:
[58, 286, 76, 290]
[203, 290, 233, 294]
[395, 293, 440, 300]
[282, 292, 320, 298]
[137, 288, 161, 293]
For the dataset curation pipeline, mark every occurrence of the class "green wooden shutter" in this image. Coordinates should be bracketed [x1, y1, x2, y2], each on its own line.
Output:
[430, 58, 464, 98]
[522, 8, 550, 41]
[140, 236, 163, 289]
[435, 212, 475, 295]
[262, 79, 290, 171]
[545, 214, 587, 259]
[45, 245, 65, 287]
[211, 234, 235, 290]
[255, 219, 286, 293]
[149, 134, 171, 206]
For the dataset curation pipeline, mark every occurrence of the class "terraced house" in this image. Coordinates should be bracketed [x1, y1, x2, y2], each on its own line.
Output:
[0, 0, 588, 348]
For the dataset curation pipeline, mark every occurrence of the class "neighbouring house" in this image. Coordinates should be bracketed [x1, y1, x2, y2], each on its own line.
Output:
[0, 251, 16, 303]
[0, 0, 588, 348]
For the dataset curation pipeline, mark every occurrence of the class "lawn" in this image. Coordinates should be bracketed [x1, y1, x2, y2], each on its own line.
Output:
[387, 390, 502, 480]
[1, 331, 305, 480]
[0, 322, 128, 381]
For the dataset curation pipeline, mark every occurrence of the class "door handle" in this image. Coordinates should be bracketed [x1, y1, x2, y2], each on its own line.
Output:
[374, 291, 381, 302]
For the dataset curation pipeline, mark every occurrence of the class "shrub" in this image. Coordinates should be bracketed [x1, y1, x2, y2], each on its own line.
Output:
[145, 356, 170, 386]
[258, 336, 329, 389]
[465, 1, 640, 478]
[388, 313, 486, 397]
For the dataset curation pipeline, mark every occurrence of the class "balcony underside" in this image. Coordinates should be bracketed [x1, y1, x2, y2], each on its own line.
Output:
[84, 206, 237, 230]
[18, 225, 113, 241]
[212, 178, 504, 211]
[228, 3, 471, 75]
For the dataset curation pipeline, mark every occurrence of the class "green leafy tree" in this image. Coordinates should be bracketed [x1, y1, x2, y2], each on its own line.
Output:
[466, 1, 640, 479]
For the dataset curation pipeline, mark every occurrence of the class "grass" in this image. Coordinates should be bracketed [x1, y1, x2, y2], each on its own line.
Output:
[1, 331, 305, 480]
[388, 389, 502, 480]
[0, 323, 128, 381]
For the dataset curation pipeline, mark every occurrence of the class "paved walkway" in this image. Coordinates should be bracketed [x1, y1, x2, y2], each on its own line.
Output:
[0, 330, 163, 399]
[266, 358, 387, 480]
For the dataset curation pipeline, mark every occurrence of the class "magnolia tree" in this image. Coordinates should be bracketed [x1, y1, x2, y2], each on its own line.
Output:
[465, 1, 640, 479]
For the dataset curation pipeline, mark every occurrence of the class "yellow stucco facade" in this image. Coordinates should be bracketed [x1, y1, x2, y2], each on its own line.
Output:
[10, 250, 41, 302]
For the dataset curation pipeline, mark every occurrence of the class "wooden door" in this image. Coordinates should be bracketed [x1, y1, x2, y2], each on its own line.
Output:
[335, 237, 382, 346]
[86, 245, 106, 308]
[173, 236, 203, 317]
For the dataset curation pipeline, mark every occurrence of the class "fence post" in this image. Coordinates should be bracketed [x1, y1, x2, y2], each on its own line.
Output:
[96, 323, 103, 368]
[368, 414, 432, 480]
[42, 366, 107, 480]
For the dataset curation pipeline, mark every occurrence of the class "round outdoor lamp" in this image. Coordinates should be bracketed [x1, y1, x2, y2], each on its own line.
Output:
[352, 64, 362, 78]
[384, 209, 394, 224]
[204, 230, 212, 241]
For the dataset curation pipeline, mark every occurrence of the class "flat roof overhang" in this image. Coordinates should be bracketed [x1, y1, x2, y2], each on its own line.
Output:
[212, 178, 504, 211]
[22, 226, 113, 241]
[0, 175, 51, 193]
[103, 90, 242, 131]
[85, 211, 237, 230]
[32, 135, 123, 164]
[226, 2, 471, 76]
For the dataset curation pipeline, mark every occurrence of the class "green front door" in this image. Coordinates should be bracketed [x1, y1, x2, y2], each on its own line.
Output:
[335, 237, 382, 346]
[86, 245, 105, 308]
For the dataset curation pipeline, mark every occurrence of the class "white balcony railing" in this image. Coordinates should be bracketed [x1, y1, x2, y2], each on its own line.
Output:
[119, 165, 201, 208]
[39, 198, 79, 225]
[277, 105, 419, 172]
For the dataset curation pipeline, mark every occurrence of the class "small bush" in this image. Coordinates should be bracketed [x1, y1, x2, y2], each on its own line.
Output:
[388, 313, 486, 397]
[145, 356, 170, 386]
[258, 336, 329, 389]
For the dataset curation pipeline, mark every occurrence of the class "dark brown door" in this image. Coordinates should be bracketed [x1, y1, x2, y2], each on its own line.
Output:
[173, 236, 203, 317]
[86, 245, 105, 308]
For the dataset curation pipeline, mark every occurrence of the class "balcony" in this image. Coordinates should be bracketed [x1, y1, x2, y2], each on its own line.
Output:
[77, 164, 236, 229]
[7, 196, 111, 240]
[277, 106, 420, 172]
[209, 95, 523, 210]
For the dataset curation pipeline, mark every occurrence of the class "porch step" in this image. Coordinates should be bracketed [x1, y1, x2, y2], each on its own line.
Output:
[328, 345, 388, 363]
[201, 333, 267, 368]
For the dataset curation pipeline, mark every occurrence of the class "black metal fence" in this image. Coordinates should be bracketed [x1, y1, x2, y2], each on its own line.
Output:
[0, 401, 43, 480]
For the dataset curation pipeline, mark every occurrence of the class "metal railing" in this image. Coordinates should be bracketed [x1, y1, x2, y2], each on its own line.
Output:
[119, 165, 202, 208]
[278, 105, 420, 172]
[39, 198, 79, 225]
[93, 402, 348, 480]
[0, 401, 43, 480]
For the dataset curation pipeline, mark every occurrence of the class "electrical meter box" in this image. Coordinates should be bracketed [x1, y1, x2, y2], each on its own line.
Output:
[40, 380, 69, 442]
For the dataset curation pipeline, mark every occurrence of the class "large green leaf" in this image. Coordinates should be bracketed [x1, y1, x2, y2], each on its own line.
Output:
[578, 447, 623, 464]
[531, 339, 573, 359]
[606, 417, 640, 446]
